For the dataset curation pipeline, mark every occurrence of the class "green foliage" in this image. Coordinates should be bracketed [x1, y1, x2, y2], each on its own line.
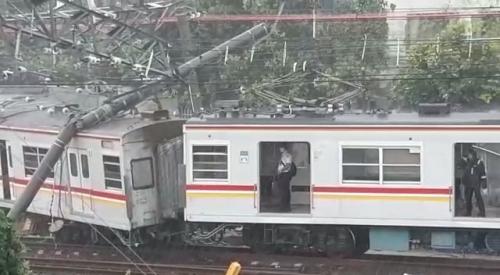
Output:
[0, 210, 27, 275]
[195, 0, 281, 14]
[394, 20, 500, 107]
[193, 0, 388, 107]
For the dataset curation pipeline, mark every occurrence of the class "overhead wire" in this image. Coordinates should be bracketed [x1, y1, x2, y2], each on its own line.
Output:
[77, 199, 158, 275]
[6, 6, 500, 91]
[22, 38, 500, 79]
[84, 222, 150, 275]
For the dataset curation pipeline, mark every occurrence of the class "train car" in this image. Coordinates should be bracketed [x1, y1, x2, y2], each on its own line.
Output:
[0, 88, 184, 241]
[183, 108, 500, 253]
[4, 88, 500, 254]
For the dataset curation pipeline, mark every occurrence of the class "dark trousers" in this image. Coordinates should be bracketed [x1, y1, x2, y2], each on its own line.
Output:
[455, 178, 462, 201]
[465, 185, 485, 217]
[277, 175, 291, 211]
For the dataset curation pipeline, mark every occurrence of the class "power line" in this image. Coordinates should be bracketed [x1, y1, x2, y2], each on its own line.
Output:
[6, 69, 500, 87]
[156, 10, 500, 23]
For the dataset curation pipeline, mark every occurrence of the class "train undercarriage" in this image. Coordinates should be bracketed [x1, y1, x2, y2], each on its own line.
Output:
[11, 212, 500, 257]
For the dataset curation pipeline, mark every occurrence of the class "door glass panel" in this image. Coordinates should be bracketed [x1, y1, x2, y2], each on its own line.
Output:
[81, 155, 89, 179]
[131, 158, 154, 189]
[69, 153, 78, 177]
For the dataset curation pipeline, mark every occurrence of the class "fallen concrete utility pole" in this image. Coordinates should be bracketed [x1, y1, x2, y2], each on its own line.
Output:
[7, 23, 268, 219]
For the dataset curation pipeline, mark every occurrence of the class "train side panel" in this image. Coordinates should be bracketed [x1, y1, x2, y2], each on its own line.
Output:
[184, 124, 500, 229]
[0, 128, 130, 230]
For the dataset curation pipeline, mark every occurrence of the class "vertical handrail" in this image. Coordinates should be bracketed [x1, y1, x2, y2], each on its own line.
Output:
[311, 184, 315, 209]
[253, 184, 257, 209]
[449, 186, 452, 212]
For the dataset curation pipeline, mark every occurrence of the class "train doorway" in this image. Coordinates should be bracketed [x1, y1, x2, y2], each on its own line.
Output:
[68, 148, 93, 216]
[455, 143, 500, 218]
[0, 140, 10, 200]
[259, 142, 311, 214]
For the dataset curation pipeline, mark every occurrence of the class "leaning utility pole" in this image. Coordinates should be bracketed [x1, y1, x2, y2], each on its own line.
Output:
[7, 23, 269, 220]
[177, 14, 202, 112]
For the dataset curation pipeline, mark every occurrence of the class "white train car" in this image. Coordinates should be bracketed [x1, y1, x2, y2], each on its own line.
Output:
[0, 88, 184, 240]
[184, 111, 500, 252]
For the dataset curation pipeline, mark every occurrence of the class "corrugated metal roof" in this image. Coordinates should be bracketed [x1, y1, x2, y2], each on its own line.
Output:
[0, 86, 158, 137]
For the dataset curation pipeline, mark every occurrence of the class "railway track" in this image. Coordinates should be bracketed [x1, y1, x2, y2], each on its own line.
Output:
[21, 237, 500, 275]
[26, 257, 309, 275]
[27, 254, 500, 275]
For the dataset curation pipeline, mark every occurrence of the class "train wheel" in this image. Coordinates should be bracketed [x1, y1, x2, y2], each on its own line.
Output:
[350, 227, 369, 256]
[55, 227, 71, 243]
[243, 224, 268, 253]
[485, 231, 500, 252]
[313, 227, 365, 257]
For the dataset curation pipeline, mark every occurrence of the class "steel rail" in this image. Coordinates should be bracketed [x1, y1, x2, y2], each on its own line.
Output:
[25, 257, 308, 275]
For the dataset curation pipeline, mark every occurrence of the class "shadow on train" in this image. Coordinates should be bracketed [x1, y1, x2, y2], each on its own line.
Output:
[455, 143, 500, 218]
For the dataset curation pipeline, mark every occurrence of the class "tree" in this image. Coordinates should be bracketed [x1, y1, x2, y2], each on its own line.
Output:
[0, 210, 27, 275]
[393, 20, 500, 108]
[197, 0, 388, 108]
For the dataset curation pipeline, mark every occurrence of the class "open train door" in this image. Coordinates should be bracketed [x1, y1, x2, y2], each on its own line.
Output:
[67, 148, 94, 216]
[259, 142, 311, 213]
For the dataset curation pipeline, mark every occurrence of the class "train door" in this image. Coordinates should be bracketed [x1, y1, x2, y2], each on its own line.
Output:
[68, 148, 93, 215]
[0, 140, 11, 200]
[455, 143, 500, 218]
[259, 142, 311, 214]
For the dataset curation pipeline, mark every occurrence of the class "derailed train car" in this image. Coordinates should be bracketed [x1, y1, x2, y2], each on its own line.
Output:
[3, 89, 500, 254]
[0, 88, 185, 242]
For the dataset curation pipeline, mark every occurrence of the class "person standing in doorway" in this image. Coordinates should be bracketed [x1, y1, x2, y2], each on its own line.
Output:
[463, 150, 486, 217]
[276, 144, 294, 212]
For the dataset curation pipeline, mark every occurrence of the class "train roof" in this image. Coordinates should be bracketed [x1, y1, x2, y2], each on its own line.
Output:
[186, 111, 500, 125]
[0, 86, 161, 138]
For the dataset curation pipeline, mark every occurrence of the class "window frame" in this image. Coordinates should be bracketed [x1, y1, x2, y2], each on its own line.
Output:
[190, 141, 230, 183]
[102, 154, 123, 190]
[81, 154, 90, 179]
[8, 145, 13, 168]
[131, 157, 155, 190]
[339, 142, 423, 185]
[69, 152, 78, 177]
[22, 146, 54, 179]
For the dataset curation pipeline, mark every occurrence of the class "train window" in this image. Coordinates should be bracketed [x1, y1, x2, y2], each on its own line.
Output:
[22, 146, 54, 178]
[131, 158, 154, 189]
[343, 166, 380, 182]
[382, 148, 420, 183]
[81, 155, 89, 179]
[103, 155, 122, 189]
[342, 148, 380, 183]
[8, 146, 12, 168]
[343, 148, 379, 164]
[342, 146, 420, 184]
[69, 153, 78, 177]
[192, 145, 228, 181]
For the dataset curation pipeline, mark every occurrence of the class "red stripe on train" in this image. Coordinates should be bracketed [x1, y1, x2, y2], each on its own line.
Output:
[185, 125, 500, 131]
[186, 184, 255, 191]
[11, 178, 127, 201]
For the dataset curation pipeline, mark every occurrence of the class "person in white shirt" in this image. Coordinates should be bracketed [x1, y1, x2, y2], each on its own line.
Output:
[276, 145, 293, 212]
